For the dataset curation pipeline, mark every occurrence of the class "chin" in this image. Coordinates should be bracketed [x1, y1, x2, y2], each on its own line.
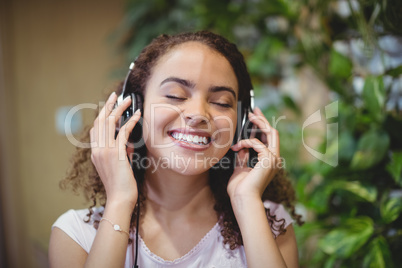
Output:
[146, 146, 228, 175]
[171, 166, 210, 176]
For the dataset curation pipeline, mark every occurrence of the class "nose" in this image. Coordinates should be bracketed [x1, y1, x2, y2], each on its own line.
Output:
[182, 99, 209, 126]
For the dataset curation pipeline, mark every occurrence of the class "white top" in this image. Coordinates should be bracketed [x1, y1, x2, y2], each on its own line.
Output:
[52, 200, 293, 267]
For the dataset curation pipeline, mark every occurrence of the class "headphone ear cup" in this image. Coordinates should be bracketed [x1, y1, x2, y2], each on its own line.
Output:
[234, 108, 259, 168]
[232, 126, 238, 146]
[233, 109, 245, 145]
[133, 92, 143, 113]
[121, 92, 143, 121]
[127, 92, 144, 143]
[119, 93, 135, 126]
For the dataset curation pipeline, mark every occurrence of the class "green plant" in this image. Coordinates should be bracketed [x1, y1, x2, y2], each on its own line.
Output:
[291, 1, 402, 267]
[114, 0, 402, 266]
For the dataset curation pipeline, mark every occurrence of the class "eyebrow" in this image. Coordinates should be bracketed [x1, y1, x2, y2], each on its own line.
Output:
[209, 86, 237, 99]
[160, 76, 237, 99]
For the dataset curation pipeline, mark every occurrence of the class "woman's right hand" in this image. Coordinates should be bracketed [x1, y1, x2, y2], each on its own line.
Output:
[89, 92, 142, 210]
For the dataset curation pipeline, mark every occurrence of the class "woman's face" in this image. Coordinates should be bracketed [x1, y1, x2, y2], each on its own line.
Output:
[142, 41, 238, 175]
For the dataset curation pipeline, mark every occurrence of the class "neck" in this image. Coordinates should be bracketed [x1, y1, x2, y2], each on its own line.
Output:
[143, 157, 216, 224]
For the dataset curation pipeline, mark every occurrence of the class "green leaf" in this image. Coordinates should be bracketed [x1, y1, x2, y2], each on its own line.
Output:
[350, 129, 390, 170]
[362, 76, 385, 122]
[247, 37, 283, 78]
[338, 131, 356, 161]
[282, 95, 301, 114]
[319, 217, 374, 258]
[386, 151, 402, 187]
[333, 181, 377, 202]
[385, 65, 402, 78]
[363, 236, 393, 268]
[295, 222, 325, 249]
[329, 49, 353, 78]
[309, 183, 334, 213]
[380, 196, 402, 223]
[323, 255, 337, 268]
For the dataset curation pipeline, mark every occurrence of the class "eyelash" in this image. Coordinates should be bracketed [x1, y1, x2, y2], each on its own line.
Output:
[166, 95, 186, 101]
[213, 102, 232, 108]
[165, 95, 232, 108]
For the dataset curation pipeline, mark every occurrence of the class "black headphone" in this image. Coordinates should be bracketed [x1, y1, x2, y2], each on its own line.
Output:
[115, 62, 144, 144]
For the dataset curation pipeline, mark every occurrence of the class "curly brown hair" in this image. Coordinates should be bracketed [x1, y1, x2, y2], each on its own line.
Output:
[61, 31, 303, 249]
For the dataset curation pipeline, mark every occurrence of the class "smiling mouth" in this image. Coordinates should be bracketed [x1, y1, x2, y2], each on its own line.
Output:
[169, 131, 211, 146]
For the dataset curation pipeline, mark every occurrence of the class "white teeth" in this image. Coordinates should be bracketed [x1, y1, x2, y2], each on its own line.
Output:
[171, 132, 209, 145]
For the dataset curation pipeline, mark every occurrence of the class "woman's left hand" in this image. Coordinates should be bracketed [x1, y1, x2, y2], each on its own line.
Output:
[227, 107, 281, 200]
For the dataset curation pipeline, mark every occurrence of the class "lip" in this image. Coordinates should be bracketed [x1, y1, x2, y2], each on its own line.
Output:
[168, 128, 212, 151]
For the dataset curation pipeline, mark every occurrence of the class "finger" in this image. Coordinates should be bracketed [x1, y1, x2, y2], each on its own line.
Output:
[107, 95, 132, 140]
[117, 109, 142, 158]
[234, 148, 249, 168]
[254, 108, 280, 152]
[232, 138, 279, 159]
[253, 106, 264, 116]
[97, 92, 117, 148]
[89, 127, 97, 149]
[248, 112, 271, 144]
[89, 127, 98, 164]
[248, 109, 280, 152]
[268, 127, 280, 156]
[253, 109, 280, 155]
[90, 117, 99, 146]
[99, 92, 118, 121]
[109, 95, 132, 119]
[232, 139, 279, 170]
[252, 107, 269, 143]
[232, 138, 267, 155]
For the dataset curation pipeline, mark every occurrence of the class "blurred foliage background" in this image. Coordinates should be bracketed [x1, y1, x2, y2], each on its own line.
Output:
[112, 0, 402, 267]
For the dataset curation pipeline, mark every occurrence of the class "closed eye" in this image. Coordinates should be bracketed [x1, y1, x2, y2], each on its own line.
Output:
[212, 102, 232, 108]
[166, 95, 186, 101]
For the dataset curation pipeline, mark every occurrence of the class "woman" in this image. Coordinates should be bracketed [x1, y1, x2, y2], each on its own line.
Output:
[49, 31, 302, 267]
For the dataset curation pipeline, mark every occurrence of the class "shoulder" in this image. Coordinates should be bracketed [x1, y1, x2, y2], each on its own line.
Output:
[263, 200, 294, 238]
[52, 207, 104, 253]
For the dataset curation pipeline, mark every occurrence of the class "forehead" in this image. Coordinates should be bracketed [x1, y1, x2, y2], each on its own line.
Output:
[148, 41, 238, 93]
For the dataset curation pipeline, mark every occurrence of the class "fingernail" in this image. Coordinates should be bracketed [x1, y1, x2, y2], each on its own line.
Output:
[109, 92, 116, 99]
[134, 109, 141, 114]
[123, 95, 131, 102]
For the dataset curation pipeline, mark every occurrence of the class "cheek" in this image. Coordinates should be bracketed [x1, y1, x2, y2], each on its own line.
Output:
[142, 104, 183, 141]
[211, 114, 237, 147]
